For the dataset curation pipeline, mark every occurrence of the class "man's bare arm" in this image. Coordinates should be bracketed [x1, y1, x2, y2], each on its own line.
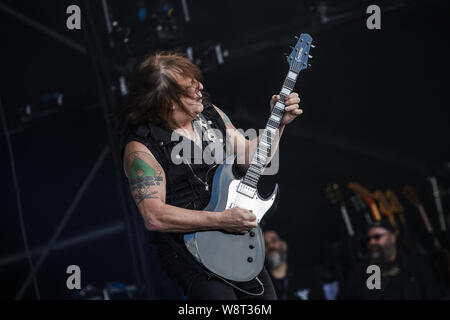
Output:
[123, 141, 256, 234]
[213, 105, 283, 171]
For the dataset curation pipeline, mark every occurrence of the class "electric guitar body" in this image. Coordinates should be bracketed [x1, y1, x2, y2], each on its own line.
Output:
[183, 33, 314, 282]
[184, 156, 279, 282]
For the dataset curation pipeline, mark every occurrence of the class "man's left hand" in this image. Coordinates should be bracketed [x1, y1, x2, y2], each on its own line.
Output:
[270, 92, 303, 126]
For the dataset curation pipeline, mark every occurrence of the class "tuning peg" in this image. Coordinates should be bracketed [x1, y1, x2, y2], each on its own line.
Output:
[308, 55, 313, 59]
[294, 36, 299, 40]
[308, 64, 312, 67]
[311, 44, 316, 48]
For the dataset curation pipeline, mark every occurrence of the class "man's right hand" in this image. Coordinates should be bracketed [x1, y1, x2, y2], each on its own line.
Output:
[220, 207, 258, 235]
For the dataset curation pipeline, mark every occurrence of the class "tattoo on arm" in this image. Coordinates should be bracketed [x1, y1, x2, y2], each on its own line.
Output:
[127, 152, 164, 205]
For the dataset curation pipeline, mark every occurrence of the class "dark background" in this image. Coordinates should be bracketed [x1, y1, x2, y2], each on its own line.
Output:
[1, 0, 449, 299]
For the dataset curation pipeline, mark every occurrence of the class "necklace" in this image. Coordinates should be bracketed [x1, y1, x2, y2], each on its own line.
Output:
[184, 160, 217, 192]
[184, 116, 219, 192]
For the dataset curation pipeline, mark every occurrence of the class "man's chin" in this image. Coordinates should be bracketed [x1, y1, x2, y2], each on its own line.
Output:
[369, 250, 386, 265]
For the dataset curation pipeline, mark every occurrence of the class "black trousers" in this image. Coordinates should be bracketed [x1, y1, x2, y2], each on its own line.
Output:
[159, 245, 278, 300]
[186, 267, 278, 300]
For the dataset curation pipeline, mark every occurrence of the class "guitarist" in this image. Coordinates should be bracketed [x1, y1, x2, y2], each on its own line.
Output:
[117, 52, 303, 299]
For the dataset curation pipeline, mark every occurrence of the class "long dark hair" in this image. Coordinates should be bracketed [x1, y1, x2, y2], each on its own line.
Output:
[116, 51, 207, 136]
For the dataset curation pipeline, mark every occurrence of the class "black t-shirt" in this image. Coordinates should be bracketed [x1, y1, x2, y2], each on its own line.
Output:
[269, 265, 326, 300]
[338, 252, 443, 300]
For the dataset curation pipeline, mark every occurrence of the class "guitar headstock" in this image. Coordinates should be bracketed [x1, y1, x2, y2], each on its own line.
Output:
[287, 33, 314, 73]
[348, 182, 375, 205]
[324, 182, 345, 207]
[350, 194, 368, 212]
[374, 190, 394, 217]
[386, 189, 405, 214]
[402, 185, 421, 208]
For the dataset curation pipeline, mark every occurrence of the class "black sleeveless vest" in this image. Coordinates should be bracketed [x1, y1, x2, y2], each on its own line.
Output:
[120, 102, 228, 244]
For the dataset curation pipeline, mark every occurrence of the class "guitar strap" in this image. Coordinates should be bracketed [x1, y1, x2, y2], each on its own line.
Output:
[195, 112, 228, 163]
[161, 116, 264, 296]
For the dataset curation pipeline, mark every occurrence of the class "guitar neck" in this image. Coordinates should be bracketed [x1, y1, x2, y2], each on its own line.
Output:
[417, 203, 434, 234]
[369, 202, 382, 221]
[339, 204, 355, 237]
[429, 176, 447, 232]
[241, 71, 298, 189]
[416, 203, 443, 249]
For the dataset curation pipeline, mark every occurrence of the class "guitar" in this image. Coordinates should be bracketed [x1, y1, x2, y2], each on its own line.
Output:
[350, 194, 373, 227]
[386, 188, 416, 248]
[428, 176, 448, 233]
[403, 185, 438, 245]
[403, 184, 450, 292]
[324, 182, 360, 262]
[373, 190, 399, 234]
[324, 183, 355, 238]
[386, 189, 406, 226]
[183, 34, 314, 282]
[348, 182, 382, 222]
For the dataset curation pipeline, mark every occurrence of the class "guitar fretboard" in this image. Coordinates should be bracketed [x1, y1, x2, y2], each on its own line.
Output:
[238, 71, 299, 197]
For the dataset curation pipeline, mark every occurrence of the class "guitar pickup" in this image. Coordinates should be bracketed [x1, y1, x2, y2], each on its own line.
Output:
[237, 184, 256, 198]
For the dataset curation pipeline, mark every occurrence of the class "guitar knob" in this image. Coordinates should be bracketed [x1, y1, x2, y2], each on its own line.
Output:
[247, 257, 253, 263]
[249, 231, 255, 237]
[249, 245, 255, 249]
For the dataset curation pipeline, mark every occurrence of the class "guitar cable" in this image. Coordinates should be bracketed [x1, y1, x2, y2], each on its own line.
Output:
[0, 94, 41, 300]
[213, 274, 265, 297]
[160, 232, 265, 297]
